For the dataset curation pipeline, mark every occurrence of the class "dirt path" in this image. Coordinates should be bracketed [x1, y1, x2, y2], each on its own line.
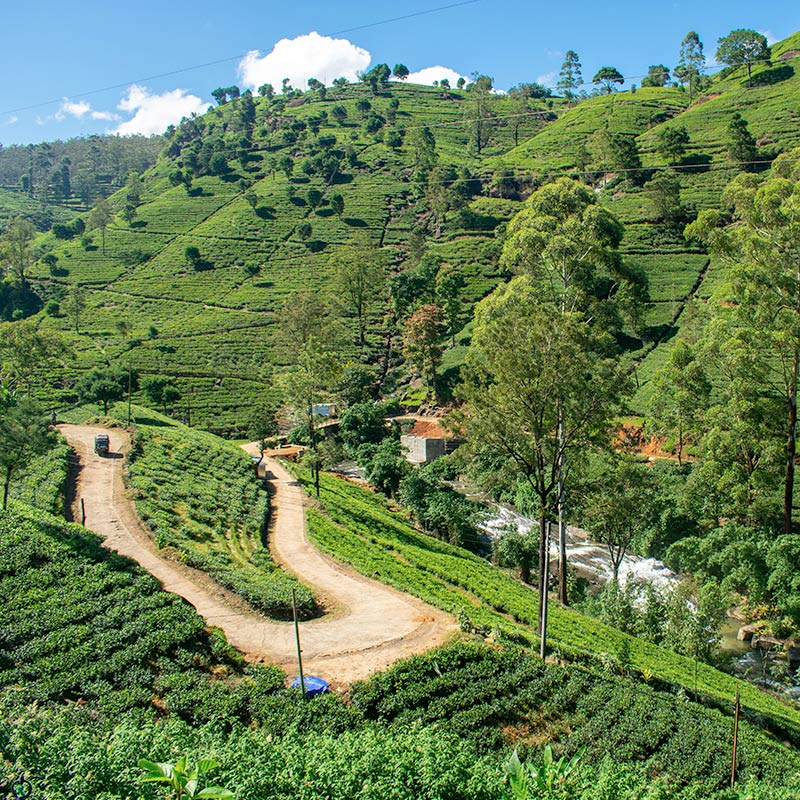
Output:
[59, 425, 455, 685]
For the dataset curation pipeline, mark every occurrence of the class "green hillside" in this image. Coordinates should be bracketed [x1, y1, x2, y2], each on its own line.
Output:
[6, 33, 795, 431]
[299, 466, 800, 743]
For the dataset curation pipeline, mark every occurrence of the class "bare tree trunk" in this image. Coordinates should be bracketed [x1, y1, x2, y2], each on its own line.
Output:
[784, 345, 798, 536]
[557, 415, 568, 605]
[539, 520, 551, 660]
[537, 509, 547, 635]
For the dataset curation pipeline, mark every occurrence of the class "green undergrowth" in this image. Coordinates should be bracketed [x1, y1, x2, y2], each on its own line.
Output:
[9, 433, 71, 515]
[3, 640, 800, 799]
[297, 467, 800, 741]
[122, 408, 317, 619]
[0, 504, 284, 722]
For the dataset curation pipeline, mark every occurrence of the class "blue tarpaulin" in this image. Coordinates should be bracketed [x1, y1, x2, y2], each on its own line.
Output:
[291, 676, 329, 697]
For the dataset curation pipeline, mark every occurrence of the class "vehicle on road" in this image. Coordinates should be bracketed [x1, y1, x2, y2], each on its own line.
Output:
[94, 434, 110, 456]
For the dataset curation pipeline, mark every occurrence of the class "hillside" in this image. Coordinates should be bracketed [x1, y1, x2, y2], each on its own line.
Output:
[4, 33, 795, 432]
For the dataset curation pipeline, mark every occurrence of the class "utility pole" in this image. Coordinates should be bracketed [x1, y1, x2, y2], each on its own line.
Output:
[292, 588, 306, 699]
[539, 520, 551, 659]
[731, 689, 740, 787]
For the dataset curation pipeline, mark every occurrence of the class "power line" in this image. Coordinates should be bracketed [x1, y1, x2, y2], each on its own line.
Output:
[0, 0, 483, 117]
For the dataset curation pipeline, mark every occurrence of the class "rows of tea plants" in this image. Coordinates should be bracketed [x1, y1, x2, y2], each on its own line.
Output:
[300, 468, 800, 739]
[9, 434, 71, 515]
[350, 641, 799, 792]
[0, 505, 284, 721]
[126, 419, 316, 618]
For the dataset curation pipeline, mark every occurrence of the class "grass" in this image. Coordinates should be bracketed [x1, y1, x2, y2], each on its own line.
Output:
[297, 466, 800, 742]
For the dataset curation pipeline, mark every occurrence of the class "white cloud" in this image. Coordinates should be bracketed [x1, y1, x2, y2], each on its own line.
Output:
[6, 116, 17, 126]
[55, 99, 91, 120]
[113, 85, 206, 136]
[536, 71, 557, 88]
[91, 110, 119, 121]
[401, 66, 467, 86]
[239, 32, 370, 91]
[545, 49, 564, 59]
[759, 30, 778, 46]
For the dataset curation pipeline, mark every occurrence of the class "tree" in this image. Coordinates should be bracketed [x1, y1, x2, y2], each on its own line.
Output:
[184, 245, 202, 269]
[716, 29, 770, 86]
[641, 64, 670, 88]
[592, 67, 624, 94]
[456, 77, 465, 90]
[331, 105, 348, 125]
[727, 112, 757, 169]
[64, 285, 86, 334]
[122, 203, 137, 225]
[77, 365, 131, 415]
[339, 400, 389, 453]
[334, 234, 386, 346]
[687, 148, 800, 535]
[500, 177, 642, 605]
[675, 31, 706, 102]
[464, 78, 497, 154]
[643, 170, 684, 225]
[403, 304, 445, 401]
[211, 87, 228, 105]
[586, 457, 656, 581]
[277, 155, 294, 179]
[1, 218, 36, 287]
[0, 396, 57, 509]
[656, 125, 690, 163]
[89, 197, 113, 255]
[648, 339, 711, 466]
[493, 526, 538, 584]
[458, 277, 627, 655]
[329, 193, 345, 217]
[393, 63, 409, 80]
[279, 291, 344, 497]
[258, 83, 275, 99]
[435, 263, 465, 346]
[0, 320, 68, 396]
[144, 376, 181, 414]
[407, 125, 437, 182]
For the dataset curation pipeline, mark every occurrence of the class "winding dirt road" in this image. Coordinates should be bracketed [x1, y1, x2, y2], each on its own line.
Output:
[60, 425, 455, 685]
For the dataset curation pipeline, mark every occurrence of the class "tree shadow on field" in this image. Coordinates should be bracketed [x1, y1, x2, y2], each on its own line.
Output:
[678, 153, 712, 174]
[344, 217, 367, 227]
[305, 240, 327, 253]
[749, 65, 794, 87]
[255, 206, 275, 219]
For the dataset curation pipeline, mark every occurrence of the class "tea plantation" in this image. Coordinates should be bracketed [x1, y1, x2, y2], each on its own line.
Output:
[12, 30, 799, 431]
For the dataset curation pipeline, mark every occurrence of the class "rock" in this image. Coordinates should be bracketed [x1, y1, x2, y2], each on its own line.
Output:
[737, 623, 759, 642]
[751, 634, 783, 651]
[785, 686, 800, 700]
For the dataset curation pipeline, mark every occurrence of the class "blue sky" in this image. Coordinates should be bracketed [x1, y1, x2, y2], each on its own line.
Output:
[1, 0, 797, 144]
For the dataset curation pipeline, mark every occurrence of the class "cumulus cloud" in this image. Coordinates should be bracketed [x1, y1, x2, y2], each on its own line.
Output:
[239, 32, 370, 91]
[113, 85, 206, 136]
[401, 66, 468, 86]
[55, 99, 91, 120]
[760, 30, 778, 46]
[91, 110, 119, 121]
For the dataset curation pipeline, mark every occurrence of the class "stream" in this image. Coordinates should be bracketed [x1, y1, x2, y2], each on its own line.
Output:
[479, 504, 800, 703]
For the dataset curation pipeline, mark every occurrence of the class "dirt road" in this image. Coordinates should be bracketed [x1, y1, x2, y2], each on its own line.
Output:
[60, 425, 455, 684]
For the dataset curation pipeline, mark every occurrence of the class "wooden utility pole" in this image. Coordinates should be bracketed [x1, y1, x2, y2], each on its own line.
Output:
[292, 589, 306, 699]
[731, 689, 740, 788]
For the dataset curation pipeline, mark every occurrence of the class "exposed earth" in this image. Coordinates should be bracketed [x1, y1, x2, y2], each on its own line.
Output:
[59, 425, 456, 685]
